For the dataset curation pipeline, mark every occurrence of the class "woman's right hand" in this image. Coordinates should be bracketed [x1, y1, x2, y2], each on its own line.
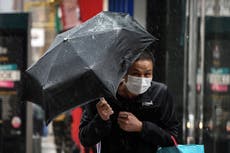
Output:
[96, 97, 114, 121]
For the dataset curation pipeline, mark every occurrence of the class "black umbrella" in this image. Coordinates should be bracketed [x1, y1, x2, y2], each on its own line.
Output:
[22, 11, 155, 123]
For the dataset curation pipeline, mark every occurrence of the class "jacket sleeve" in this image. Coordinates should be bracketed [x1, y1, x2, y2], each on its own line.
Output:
[79, 103, 112, 147]
[140, 87, 179, 147]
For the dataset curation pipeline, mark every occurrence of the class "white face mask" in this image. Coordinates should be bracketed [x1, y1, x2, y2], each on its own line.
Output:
[125, 75, 152, 95]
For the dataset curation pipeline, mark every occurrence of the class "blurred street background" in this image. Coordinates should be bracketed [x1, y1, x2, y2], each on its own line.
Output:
[0, 0, 230, 153]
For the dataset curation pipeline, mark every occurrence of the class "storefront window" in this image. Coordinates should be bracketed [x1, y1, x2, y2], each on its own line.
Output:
[184, 0, 230, 152]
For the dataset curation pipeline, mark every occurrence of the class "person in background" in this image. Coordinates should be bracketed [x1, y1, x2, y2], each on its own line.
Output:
[53, 112, 75, 153]
[32, 103, 45, 136]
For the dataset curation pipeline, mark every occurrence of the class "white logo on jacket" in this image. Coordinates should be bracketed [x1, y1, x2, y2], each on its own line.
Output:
[142, 100, 153, 106]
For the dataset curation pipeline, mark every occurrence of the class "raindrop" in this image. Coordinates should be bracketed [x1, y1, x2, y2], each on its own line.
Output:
[64, 37, 68, 41]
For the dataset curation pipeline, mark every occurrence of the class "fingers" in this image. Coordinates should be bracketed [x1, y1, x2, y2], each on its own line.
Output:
[117, 112, 130, 124]
[117, 112, 142, 132]
[96, 97, 114, 121]
[118, 112, 130, 119]
[97, 98, 108, 110]
[117, 117, 128, 126]
[97, 97, 107, 107]
[101, 106, 114, 116]
[97, 98, 113, 113]
[117, 117, 129, 131]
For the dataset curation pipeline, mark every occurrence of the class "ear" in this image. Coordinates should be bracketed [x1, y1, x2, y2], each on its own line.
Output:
[124, 74, 128, 82]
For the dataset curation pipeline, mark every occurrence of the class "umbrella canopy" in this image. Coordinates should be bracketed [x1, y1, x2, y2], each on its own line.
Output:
[23, 11, 155, 123]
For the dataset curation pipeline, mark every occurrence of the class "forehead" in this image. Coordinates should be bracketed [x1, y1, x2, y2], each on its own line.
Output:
[129, 59, 153, 71]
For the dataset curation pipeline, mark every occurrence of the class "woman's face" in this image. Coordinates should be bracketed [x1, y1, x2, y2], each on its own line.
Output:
[117, 59, 153, 97]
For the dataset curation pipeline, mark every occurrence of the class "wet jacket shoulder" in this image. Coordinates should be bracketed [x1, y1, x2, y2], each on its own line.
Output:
[79, 81, 179, 153]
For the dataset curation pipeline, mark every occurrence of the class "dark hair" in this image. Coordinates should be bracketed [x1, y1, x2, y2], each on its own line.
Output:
[136, 50, 155, 63]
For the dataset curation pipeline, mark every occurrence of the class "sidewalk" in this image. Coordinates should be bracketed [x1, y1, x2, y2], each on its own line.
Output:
[41, 123, 57, 153]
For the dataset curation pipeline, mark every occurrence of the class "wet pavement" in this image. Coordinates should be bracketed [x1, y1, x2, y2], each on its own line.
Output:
[41, 124, 57, 153]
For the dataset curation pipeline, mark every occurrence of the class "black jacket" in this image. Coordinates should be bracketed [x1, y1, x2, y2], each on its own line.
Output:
[79, 81, 179, 153]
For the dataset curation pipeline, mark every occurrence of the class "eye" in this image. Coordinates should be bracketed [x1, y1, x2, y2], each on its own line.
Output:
[144, 73, 152, 78]
[131, 72, 140, 77]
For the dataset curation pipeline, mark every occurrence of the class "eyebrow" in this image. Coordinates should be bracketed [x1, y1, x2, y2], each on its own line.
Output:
[132, 69, 152, 72]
